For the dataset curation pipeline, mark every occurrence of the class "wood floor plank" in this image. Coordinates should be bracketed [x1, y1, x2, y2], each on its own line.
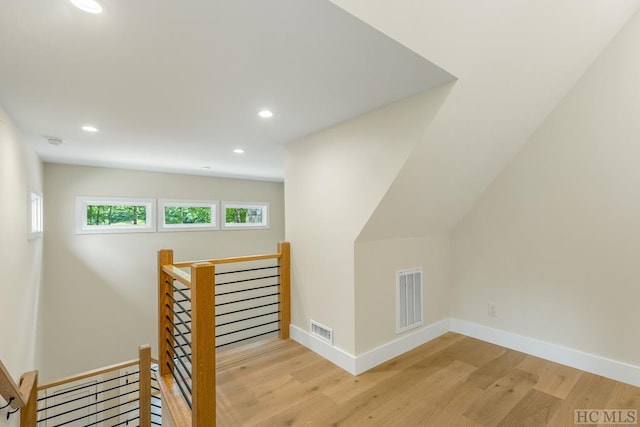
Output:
[321, 369, 400, 405]
[217, 349, 319, 391]
[422, 410, 485, 427]
[435, 381, 485, 413]
[289, 356, 341, 383]
[252, 393, 340, 427]
[518, 355, 583, 399]
[465, 348, 527, 390]
[463, 368, 538, 426]
[212, 336, 640, 427]
[442, 336, 506, 368]
[218, 374, 316, 426]
[418, 382, 485, 425]
[315, 369, 429, 426]
[497, 389, 563, 426]
[370, 332, 466, 373]
[600, 381, 640, 427]
[547, 372, 617, 426]
[370, 360, 477, 426]
[604, 381, 640, 410]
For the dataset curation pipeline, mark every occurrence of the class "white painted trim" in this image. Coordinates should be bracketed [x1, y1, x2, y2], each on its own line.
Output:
[292, 319, 640, 386]
[75, 196, 156, 234]
[289, 325, 357, 375]
[450, 318, 640, 388]
[289, 319, 450, 376]
[158, 199, 219, 232]
[355, 319, 449, 375]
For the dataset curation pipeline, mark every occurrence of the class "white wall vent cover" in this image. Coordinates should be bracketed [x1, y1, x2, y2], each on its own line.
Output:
[310, 320, 333, 345]
[396, 268, 424, 334]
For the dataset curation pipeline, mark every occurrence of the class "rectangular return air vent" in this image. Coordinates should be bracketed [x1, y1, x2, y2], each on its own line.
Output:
[396, 268, 423, 334]
[310, 320, 333, 345]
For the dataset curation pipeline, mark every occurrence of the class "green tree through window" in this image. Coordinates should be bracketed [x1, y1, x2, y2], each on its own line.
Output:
[224, 204, 266, 227]
[164, 206, 211, 225]
[86, 204, 147, 226]
[226, 208, 264, 224]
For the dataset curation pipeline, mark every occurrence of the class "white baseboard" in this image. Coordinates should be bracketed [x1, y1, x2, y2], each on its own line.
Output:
[354, 319, 450, 375]
[289, 325, 357, 374]
[290, 319, 450, 375]
[291, 319, 640, 386]
[450, 318, 640, 388]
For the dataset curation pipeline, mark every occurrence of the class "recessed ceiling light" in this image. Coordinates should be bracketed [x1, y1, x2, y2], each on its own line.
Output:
[233, 148, 245, 154]
[70, 0, 104, 14]
[258, 110, 273, 118]
[82, 125, 99, 132]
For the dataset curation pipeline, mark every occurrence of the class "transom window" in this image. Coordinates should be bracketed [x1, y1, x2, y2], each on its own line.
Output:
[76, 196, 155, 234]
[159, 200, 218, 231]
[222, 201, 269, 230]
[28, 191, 43, 239]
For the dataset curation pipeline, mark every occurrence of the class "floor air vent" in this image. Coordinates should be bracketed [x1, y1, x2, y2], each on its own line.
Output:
[310, 320, 333, 345]
[396, 268, 423, 334]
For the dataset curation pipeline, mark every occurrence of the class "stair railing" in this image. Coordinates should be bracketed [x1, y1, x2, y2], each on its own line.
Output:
[157, 242, 290, 427]
[11, 346, 160, 427]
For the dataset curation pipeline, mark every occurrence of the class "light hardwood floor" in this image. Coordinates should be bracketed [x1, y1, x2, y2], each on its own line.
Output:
[215, 333, 640, 426]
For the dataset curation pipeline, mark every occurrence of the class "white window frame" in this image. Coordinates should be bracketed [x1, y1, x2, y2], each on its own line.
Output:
[158, 199, 219, 232]
[28, 190, 43, 239]
[222, 201, 270, 230]
[75, 196, 156, 234]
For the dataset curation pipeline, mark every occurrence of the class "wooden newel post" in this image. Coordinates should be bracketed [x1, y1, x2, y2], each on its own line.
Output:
[139, 345, 152, 427]
[19, 371, 38, 427]
[278, 242, 291, 339]
[191, 262, 216, 427]
[158, 249, 174, 378]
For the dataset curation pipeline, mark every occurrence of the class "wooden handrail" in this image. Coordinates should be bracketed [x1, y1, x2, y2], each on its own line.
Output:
[38, 359, 140, 391]
[173, 252, 281, 268]
[163, 265, 192, 287]
[0, 359, 37, 410]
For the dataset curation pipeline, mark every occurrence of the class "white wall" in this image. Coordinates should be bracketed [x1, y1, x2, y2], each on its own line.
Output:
[286, 86, 452, 354]
[0, 106, 43, 426]
[452, 11, 640, 366]
[42, 164, 284, 381]
[334, 0, 639, 238]
[354, 235, 450, 354]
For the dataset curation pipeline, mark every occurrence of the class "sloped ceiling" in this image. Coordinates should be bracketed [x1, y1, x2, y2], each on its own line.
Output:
[342, 0, 640, 240]
[0, 0, 453, 181]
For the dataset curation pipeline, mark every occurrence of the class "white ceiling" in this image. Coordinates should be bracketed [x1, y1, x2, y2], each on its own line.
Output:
[0, 0, 454, 181]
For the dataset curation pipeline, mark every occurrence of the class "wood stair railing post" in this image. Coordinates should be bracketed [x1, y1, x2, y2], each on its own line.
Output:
[191, 262, 216, 427]
[139, 345, 152, 427]
[19, 371, 37, 427]
[158, 249, 175, 378]
[278, 242, 291, 339]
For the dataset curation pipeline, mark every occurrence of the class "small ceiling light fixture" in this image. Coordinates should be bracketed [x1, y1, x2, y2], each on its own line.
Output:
[233, 148, 245, 154]
[82, 125, 99, 132]
[70, 0, 104, 14]
[258, 110, 273, 118]
[47, 137, 64, 146]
